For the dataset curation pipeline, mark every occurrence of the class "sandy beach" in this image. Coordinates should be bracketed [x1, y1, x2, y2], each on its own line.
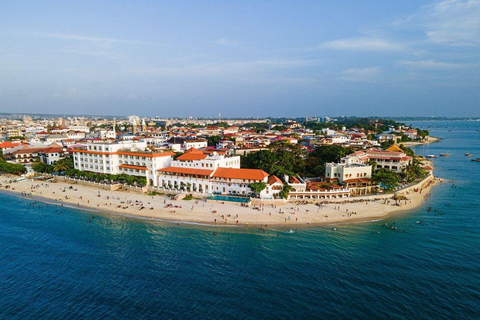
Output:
[0, 173, 446, 228]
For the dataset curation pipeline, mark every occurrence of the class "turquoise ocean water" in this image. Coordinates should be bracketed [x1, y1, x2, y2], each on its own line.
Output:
[1, 120, 479, 319]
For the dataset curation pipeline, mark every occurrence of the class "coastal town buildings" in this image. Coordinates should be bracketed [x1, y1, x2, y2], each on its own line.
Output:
[1, 114, 430, 202]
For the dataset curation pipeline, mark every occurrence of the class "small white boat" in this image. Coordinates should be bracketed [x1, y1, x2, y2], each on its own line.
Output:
[426, 155, 437, 159]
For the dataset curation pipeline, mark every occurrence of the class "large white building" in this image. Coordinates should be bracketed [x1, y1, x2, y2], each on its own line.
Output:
[73, 141, 175, 186]
[325, 162, 374, 195]
[340, 147, 412, 173]
[157, 148, 281, 199]
[325, 163, 372, 182]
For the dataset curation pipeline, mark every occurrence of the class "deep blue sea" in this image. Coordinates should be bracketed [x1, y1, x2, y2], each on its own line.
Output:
[1, 120, 479, 319]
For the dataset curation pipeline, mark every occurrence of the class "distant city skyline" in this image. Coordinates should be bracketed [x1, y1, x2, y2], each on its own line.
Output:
[1, 1, 479, 117]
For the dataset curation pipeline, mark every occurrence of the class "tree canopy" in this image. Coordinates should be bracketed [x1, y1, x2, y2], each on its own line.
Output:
[242, 141, 306, 180]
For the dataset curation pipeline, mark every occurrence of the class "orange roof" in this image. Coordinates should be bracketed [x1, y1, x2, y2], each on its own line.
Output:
[185, 147, 203, 154]
[42, 147, 63, 153]
[386, 145, 404, 152]
[119, 164, 148, 171]
[268, 175, 283, 185]
[289, 176, 301, 184]
[0, 142, 20, 148]
[12, 147, 44, 155]
[158, 166, 213, 176]
[176, 153, 208, 161]
[212, 167, 269, 181]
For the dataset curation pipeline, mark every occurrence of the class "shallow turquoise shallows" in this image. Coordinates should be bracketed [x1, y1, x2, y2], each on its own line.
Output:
[1, 120, 479, 319]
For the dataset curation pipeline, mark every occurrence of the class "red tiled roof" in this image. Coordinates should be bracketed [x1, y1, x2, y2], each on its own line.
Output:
[0, 142, 20, 149]
[212, 167, 269, 181]
[42, 147, 63, 154]
[176, 153, 208, 161]
[289, 176, 301, 184]
[268, 175, 283, 185]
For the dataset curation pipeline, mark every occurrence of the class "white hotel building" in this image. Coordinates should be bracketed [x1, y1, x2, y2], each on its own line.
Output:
[340, 147, 412, 173]
[157, 148, 281, 199]
[73, 141, 175, 186]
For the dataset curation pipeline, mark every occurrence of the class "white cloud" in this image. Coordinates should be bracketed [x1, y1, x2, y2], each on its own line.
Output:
[397, 59, 473, 69]
[137, 58, 323, 78]
[421, 0, 480, 46]
[318, 37, 405, 51]
[340, 67, 381, 82]
[215, 38, 241, 47]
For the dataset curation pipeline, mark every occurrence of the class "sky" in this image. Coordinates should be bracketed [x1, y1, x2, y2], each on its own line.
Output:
[0, 0, 479, 118]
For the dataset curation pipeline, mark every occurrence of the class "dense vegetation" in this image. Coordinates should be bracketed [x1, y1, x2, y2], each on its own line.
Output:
[241, 141, 306, 180]
[206, 135, 222, 147]
[242, 142, 355, 179]
[0, 150, 26, 174]
[0, 160, 26, 174]
[32, 156, 74, 174]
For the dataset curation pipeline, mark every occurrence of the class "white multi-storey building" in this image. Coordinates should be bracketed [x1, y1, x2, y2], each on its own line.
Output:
[157, 148, 280, 198]
[73, 141, 175, 186]
[340, 147, 412, 173]
[325, 163, 372, 182]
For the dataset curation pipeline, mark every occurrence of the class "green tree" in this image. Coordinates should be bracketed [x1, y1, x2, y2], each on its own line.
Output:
[304, 145, 353, 177]
[400, 159, 427, 183]
[0, 160, 26, 174]
[242, 141, 307, 179]
[366, 159, 378, 171]
[279, 184, 292, 199]
[206, 135, 222, 147]
[248, 182, 266, 194]
[373, 168, 400, 191]
[32, 160, 53, 173]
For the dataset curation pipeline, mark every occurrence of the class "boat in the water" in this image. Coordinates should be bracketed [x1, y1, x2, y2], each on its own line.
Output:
[465, 153, 473, 156]
[440, 153, 451, 157]
[472, 158, 480, 162]
[426, 155, 438, 159]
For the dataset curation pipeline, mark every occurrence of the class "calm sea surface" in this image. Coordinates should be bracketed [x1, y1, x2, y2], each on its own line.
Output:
[1, 120, 479, 319]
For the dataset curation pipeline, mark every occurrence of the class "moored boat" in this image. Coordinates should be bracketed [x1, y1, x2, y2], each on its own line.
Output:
[426, 155, 438, 158]
[465, 153, 473, 156]
[472, 158, 480, 162]
[440, 153, 451, 157]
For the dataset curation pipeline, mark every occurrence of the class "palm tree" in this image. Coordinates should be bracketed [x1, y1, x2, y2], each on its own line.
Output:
[53, 161, 69, 173]
[366, 159, 378, 171]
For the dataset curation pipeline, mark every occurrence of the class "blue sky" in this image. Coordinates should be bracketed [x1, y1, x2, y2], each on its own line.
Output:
[0, 0, 479, 117]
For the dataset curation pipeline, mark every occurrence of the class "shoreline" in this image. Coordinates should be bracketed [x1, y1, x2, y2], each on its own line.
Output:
[401, 136, 440, 147]
[1, 173, 445, 228]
